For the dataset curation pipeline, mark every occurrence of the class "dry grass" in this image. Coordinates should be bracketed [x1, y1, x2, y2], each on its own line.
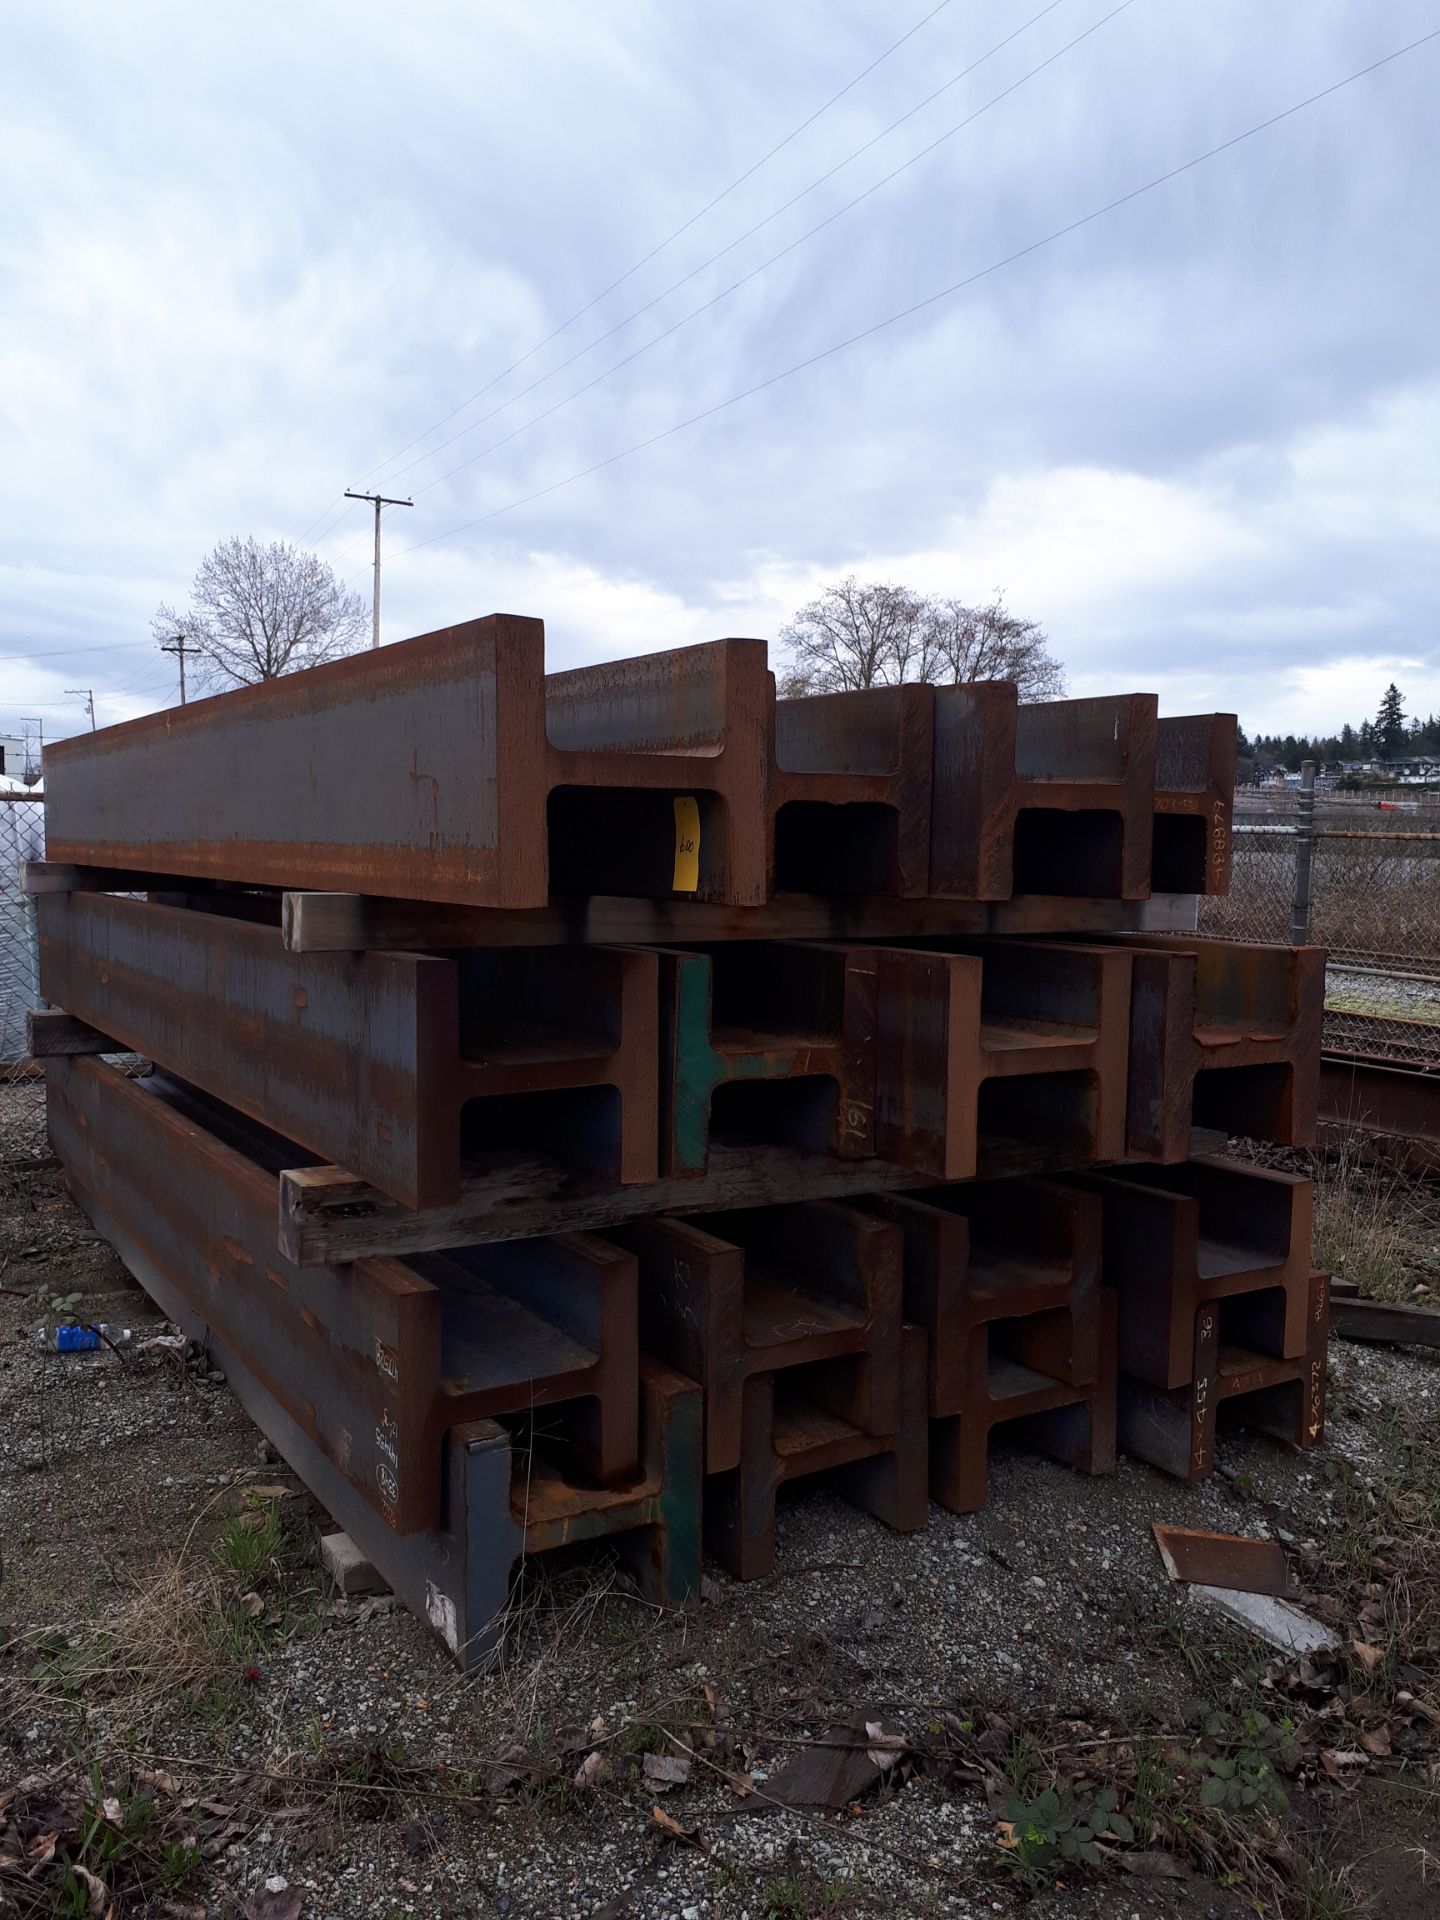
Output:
[1311, 1128, 1417, 1303]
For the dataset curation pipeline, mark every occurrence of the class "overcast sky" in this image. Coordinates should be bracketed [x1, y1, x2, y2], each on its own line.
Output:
[3, 0, 1437, 748]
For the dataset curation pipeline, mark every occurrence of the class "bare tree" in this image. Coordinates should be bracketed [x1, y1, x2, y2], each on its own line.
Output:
[777, 577, 932, 696]
[154, 536, 368, 691]
[921, 593, 1066, 700]
[777, 577, 1064, 701]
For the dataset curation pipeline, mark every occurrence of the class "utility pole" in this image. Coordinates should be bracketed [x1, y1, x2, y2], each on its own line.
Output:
[65, 688, 97, 732]
[160, 632, 202, 705]
[344, 490, 413, 648]
[20, 716, 43, 782]
[1290, 759, 1316, 946]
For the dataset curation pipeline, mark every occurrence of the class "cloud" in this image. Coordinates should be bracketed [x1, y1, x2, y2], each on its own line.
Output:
[2, 0, 1438, 744]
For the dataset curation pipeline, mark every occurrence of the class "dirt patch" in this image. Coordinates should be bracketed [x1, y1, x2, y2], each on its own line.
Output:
[3, 1084, 1439, 1918]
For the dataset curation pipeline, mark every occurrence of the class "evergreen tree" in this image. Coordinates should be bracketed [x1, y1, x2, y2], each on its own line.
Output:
[1375, 683, 1407, 759]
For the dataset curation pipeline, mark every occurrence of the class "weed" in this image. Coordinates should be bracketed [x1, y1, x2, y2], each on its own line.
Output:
[1128, 1742, 1172, 1841]
[618, 1719, 668, 1759]
[1313, 1403, 1440, 1699]
[1177, 1699, 1296, 1818]
[1311, 1128, 1413, 1301]
[762, 1876, 809, 1920]
[815, 1879, 856, 1910]
[756, 1868, 855, 1917]
[160, 1837, 204, 1888]
[1285, 1837, 1357, 1920]
[1002, 1726, 1043, 1803]
[1001, 1781, 1133, 1884]
[213, 1495, 286, 1580]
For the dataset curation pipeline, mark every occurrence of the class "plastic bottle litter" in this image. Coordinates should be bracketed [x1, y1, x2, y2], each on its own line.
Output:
[36, 1323, 134, 1353]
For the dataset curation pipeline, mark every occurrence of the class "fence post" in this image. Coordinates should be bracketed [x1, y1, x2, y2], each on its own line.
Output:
[1290, 759, 1316, 946]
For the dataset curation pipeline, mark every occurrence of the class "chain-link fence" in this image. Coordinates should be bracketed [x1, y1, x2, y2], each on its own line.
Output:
[1, 793, 45, 1078]
[1198, 798, 1440, 1066]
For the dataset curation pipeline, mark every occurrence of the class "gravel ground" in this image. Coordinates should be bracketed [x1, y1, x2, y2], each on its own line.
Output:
[2, 1080, 1438, 1919]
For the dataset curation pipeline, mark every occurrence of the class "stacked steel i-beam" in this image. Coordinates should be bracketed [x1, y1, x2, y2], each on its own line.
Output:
[30, 615, 1327, 1667]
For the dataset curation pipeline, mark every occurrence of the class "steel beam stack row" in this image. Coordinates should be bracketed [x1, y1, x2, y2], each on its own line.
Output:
[31, 615, 1329, 1669]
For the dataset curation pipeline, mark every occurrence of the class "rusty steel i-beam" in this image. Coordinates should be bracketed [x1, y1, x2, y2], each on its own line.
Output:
[47, 1056, 657, 1528]
[36, 890, 657, 1209]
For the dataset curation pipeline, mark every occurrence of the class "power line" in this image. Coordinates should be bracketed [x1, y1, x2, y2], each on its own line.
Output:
[384, 0, 1076, 489]
[0, 638, 159, 665]
[292, 0, 957, 544]
[404, 0, 1131, 501]
[384, 26, 1440, 568]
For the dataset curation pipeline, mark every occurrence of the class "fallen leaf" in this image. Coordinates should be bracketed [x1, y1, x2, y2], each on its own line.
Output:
[642, 1752, 690, 1790]
[1351, 1640, 1384, 1672]
[220, 1483, 293, 1516]
[865, 1721, 907, 1771]
[649, 1804, 703, 1849]
[700, 1679, 722, 1749]
[573, 1751, 609, 1790]
[1360, 1726, 1392, 1757]
[995, 1819, 1020, 1851]
[71, 1863, 108, 1912]
[137, 1769, 177, 1795]
[1320, 1749, 1368, 1781]
[25, 1832, 58, 1869]
[240, 1593, 264, 1619]
[100, 1797, 122, 1824]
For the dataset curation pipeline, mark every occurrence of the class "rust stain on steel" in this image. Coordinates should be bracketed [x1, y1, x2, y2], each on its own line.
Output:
[771, 681, 934, 896]
[43, 604, 1225, 907]
[1152, 713, 1236, 895]
[46, 1054, 442, 1533]
[413, 1231, 639, 1485]
[659, 942, 876, 1176]
[503, 1358, 702, 1611]
[861, 1182, 1114, 1514]
[705, 1323, 930, 1582]
[1152, 1523, 1291, 1596]
[1116, 1269, 1329, 1482]
[37, 891, 657, 1209]
[606, 1199, 901, 1474]
[930, 685, 1159, 900]
[860, 1179, 1101, 1410]
[46, 1058, 667, 1537]
[45, 616, 547, 906]
[874, 939, 1132, 1180]
[1105, 934, 1323, 1161]
[452, 944, 658, 1186]
[44, 618, 945, 909]
[1074, 1155, 1313, 1392]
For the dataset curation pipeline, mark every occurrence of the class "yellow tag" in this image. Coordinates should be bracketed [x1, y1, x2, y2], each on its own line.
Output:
[672, 795, 700, 892]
